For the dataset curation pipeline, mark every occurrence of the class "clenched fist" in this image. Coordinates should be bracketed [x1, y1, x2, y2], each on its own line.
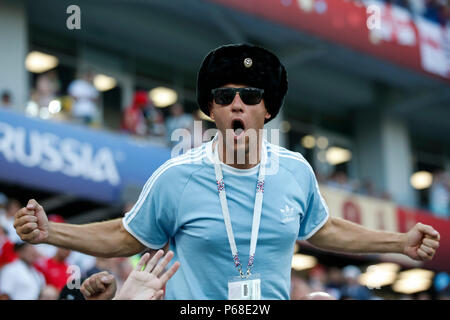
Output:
[13, 199, 49, 244]
[81, 271, 117, 300]
[403, 223, 440, 261]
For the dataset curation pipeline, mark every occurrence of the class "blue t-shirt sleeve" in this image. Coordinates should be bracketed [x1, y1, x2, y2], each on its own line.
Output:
[122, 166, 181, 249]
[297, 166, 329, 240]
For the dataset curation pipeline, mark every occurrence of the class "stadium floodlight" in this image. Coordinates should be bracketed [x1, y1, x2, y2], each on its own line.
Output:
[25, 101, 39, 117]
[280, 121, 291, 133]
[149, 87, 178, 108]
[25, 51, 59, 74]
[358, 263, 400, 289]
[410, 171, 433, 190]
[398, 268, 434, 280]
[301, 135, 316, 149]
[93, 74, 117, 92]
[291, 253, 317, 271]
[392, 268, 434, 294]
[371, 262, 401, 273]
[317, 136, 329, 149]
[325, 146, 352, 165]
[48, 100, 62, 114]
[39, 107, 51, 120]
[317, 150, 327, 163]
[392, 278, 432, 295]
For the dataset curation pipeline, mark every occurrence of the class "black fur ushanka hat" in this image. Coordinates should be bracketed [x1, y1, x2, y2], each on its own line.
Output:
[197, 44, 288, 123]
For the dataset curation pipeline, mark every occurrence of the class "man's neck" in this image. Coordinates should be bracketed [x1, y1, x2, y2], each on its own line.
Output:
[214, 138, 262, 170]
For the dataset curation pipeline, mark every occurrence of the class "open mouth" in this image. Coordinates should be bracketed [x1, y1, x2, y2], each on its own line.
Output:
[232, 119, 245, 139]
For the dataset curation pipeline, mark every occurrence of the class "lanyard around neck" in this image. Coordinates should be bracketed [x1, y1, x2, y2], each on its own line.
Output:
[213, 138, 266, 278]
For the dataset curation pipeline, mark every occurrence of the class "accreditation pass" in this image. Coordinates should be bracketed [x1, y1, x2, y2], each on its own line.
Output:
[228, 274, 261, 300]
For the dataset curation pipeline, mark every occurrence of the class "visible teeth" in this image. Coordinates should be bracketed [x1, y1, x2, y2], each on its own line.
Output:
[234, 128, 244, 136]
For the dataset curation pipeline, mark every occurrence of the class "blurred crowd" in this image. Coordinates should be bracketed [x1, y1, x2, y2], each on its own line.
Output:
[429, 170, 450, 219]
[120, 89, 205, 151]
[323, 170, 392, 200]
[357, 0, 450, 25]
[1, 69, 449, 220]
[322, 169, 450, 219]
[290, 263, 450, 300]
[1, 69, 205, 151]
[0, 195, 137, 300]
[1, 194, 449, 300]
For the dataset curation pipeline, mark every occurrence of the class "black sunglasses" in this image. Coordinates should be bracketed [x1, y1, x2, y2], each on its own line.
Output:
[211, 87, 264, 106]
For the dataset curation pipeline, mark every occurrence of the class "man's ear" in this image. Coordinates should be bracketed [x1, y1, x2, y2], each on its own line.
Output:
[208, 101, 215, 120]
[265, 112, 271, 120]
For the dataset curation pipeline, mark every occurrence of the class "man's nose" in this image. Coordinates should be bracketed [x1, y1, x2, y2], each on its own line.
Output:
[231, 93, 244, 112]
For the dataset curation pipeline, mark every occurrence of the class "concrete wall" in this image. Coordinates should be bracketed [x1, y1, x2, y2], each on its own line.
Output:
[0, 0, 28, 110]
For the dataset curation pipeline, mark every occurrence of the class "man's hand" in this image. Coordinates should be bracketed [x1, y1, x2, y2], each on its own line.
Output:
[114, 250, 180, 300]
[80, 271, 117, 300]
[14, 199, 49, 244]
[403, 223, 440, 261]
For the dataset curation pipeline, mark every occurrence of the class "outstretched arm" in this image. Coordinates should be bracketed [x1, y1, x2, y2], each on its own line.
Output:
[14, 199, 146, 257]
[308, 217, 440, 261]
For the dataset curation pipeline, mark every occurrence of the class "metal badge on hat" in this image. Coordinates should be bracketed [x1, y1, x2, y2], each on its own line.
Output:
[243, 58, 253, 68]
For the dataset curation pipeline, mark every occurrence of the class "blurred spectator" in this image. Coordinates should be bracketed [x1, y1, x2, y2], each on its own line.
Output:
[0, 225, 17, 268]
[423, 0, 441, 23]
[165, 103, 194, 149]
[378, 0, 448, 24]
[192, 110, 207, 148]
[340, 265, 372, 300]
[416, 292, 432, 300]
[66, 250, 96, 279]
[327, 170, 354, 192]
[67, 70, 100, 126]
[107, 257, 134, 289]
[436, 272, 450, 299]
[325, 266, 344, 299]
[408, 0, 427, 15]
[0, 192, 6, 214]
[34, 215, 97, 278]
[388, 0, 409, 9]
[0, 198, 22, 243]
[0, 242, 45, 300]
[121, 90, 149, 136]
[429, 170, 450, 218]
[308, 265, 328, 292]
[144, 101, 166, 141]
[434, 271, 449, 297]
[358, 178, 377, 198]
[86, 257, 114, 277]
[58, 281, 86, 300]
[290, 271, 312, 299]
[39, 285, 60, 300]
[34, 70, 60, 110]
[34, 247, 72, 292]
[0, 90, 12, 108]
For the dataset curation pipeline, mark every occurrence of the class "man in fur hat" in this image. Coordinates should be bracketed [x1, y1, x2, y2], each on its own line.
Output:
[14, 44, 440, 300]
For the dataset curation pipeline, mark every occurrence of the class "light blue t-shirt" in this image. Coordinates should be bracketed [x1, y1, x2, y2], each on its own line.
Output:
[122, 138, 329, 299]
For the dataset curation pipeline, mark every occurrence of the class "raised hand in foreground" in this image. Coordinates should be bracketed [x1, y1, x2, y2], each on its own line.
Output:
[81, 250, 180, 300]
